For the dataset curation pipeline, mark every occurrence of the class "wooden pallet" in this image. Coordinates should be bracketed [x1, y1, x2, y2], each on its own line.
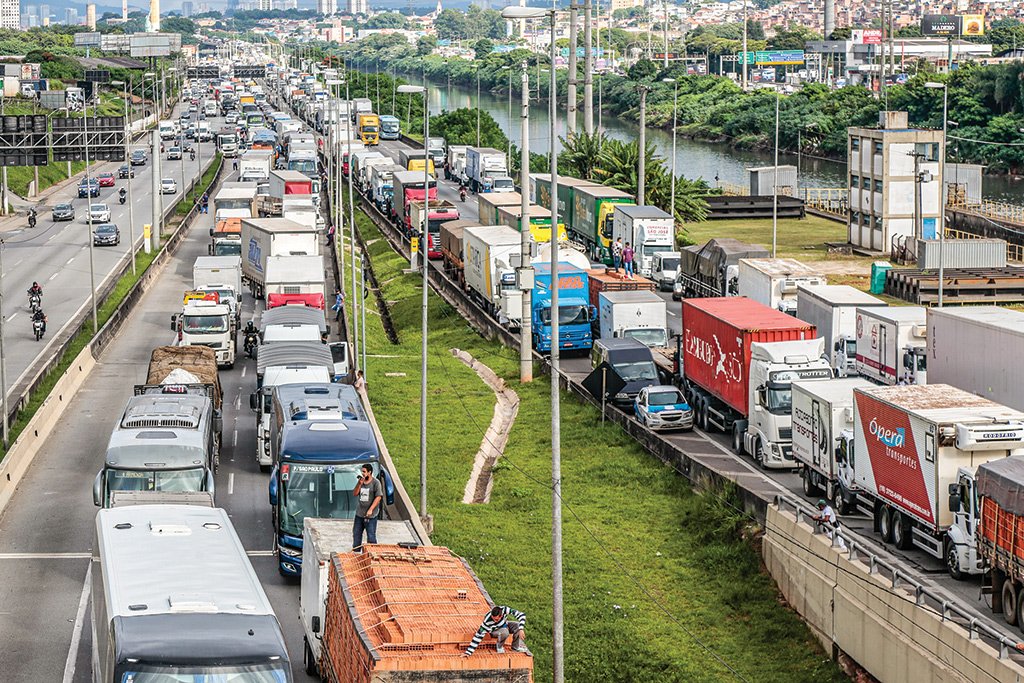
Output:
[884, 267, 1024, 305]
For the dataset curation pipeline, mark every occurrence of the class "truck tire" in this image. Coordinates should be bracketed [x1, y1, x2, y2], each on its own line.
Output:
[752, 438, 765, 469]
[1004, 580, 1019, 626]
[731, 424, 745, 455]
[831, 483, 850, 516]
[891, 511, 913, 550]
[303, 636, 318, 677]
[944, 538, 964, 581]
[877, 506, 893, 543]
[802, 468, 820, 497]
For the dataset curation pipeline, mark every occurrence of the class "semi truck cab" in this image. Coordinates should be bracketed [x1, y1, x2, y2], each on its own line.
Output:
[172, 300, 236, 368]
[532, 264, 595, 353]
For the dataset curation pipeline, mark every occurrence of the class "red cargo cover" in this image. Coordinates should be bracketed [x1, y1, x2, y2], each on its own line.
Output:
[682, 297, 816, 415]
[268, 293, 325, 310]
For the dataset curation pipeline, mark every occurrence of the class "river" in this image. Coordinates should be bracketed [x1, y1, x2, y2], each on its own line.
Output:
[378, 75, 1024, 203]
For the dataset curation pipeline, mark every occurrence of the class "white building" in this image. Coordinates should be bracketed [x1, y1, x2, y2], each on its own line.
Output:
[317, 0, 336, 15]
[347, 0, 367, 16]
[1, 0, 20, 29]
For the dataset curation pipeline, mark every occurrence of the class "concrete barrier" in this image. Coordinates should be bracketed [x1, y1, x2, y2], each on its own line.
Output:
[763, 505, 1024, 681]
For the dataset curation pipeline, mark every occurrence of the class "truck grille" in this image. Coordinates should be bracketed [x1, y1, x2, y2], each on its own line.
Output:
[778, 427, 792, 441]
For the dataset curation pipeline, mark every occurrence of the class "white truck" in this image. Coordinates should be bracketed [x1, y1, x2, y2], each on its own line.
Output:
[173, 299, 236, 368]
[445, 144, 469, 183]
[854, 306, 927, 385]
[251, 361, 333, 470]
[791, 377, 872, 505]
[204, 99, 217, 116]
[737, 258, 826, 316]
[462, 225, 523, 327]
[239, 149, 274, 182]
[611, 205, 675, 278]
[193, 255, 243, 325]
[300, 517, 420, 676]
[597, 291, 668, 348]
[927, 306, 1024, 413]
[796, 284, 885, 376]
[360, 156, 392, 196]
[265, 255, 326, 310]
[240, 217, 320, 298]
[465, 146, 509, 194]
[158, 119, 177, 140]
[371, 163, 401, 210]
[840, 383, 1024, 578]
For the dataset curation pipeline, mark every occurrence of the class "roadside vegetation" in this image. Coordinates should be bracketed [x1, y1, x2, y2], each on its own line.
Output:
[335, 210, 846, 683]
[680, 215, 848, 257]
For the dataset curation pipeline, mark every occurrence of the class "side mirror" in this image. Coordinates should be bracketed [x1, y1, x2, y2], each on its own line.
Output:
[948, 483, 959, 495]
[205, 469, 216, 496]
[268, 472, 279, 507]
[249, 393, 259, 411]
[588, 305, 597, 321]
[93, 471, 104, 507]
[948, 494, 962, 513]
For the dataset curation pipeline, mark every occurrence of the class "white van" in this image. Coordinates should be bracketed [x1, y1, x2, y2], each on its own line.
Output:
[204, 100, 217, 117]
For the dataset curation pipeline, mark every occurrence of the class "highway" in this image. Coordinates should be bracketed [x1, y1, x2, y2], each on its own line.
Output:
[1, 102, 219, 408]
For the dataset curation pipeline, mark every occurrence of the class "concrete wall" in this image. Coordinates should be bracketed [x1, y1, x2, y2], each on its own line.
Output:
[764, 505, 1024, 682]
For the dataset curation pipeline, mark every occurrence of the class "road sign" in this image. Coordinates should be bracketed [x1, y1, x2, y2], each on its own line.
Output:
[410, 237, 419, 253]
[754, 50, 805, 65]
[51, 116, 126, 162]
[737, 51, 756, 65]
[73, 32, 101, 47]
[84, 69, 110, 83]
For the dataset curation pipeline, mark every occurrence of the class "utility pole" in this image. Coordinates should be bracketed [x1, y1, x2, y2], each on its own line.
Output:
[123, 78, 136, 275]
[771, 91, 779, 258]
[662, 0, 669, 69]
[741, 0, 748, 90]
[583, 0, 594, 135]
[518, 62, 533, 383]
[567, 0, 578, 135]
[84, 93, 98, 332]
[636, 85, 649, 206]
[0, 239, 7, 450]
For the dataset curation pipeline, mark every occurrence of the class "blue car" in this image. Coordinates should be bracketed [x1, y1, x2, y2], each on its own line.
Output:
[633, 385, 693, 432]
[77, 178, 100, 198]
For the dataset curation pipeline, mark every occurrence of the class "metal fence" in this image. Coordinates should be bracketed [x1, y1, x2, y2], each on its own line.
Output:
[944, 227, 1024, 263]
[803, 187, 848, 218]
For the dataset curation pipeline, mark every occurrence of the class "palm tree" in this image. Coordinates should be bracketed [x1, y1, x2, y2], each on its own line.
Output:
[557, 131, 607, 180]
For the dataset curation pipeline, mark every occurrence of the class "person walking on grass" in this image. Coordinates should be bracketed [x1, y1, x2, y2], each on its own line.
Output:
[351, 464, 382, 552]
[463, 605, 531, 657]
[622, 241, 635, 279]
[612, 238, 623, 273]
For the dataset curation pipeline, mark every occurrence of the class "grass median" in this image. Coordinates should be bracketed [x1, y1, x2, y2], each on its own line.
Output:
[338, 211, 845, 683]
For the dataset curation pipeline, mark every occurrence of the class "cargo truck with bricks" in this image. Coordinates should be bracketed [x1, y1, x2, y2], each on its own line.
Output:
[680, 297, 832, 469]
[839, 384, 1024, 578]
[975, 457, 1024, 626]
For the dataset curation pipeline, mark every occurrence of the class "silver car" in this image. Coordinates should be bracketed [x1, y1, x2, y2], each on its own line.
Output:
[88, 203, 111, 223]
[160, 178, 177, 194]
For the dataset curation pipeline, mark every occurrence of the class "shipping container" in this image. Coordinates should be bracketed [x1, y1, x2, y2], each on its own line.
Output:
[477, 192, 521, 226]
[319, 545, 533, 683]
[439, 219, 478, 282]
[928, 306, 1024, 412]
[854, 306, 927, 385]
[269, 169, 313, 199]
[915, 238, 1007, 270]
[748, 165, 798, 196]
[528, 173, 599, 231]
[795, 284, 885, 375]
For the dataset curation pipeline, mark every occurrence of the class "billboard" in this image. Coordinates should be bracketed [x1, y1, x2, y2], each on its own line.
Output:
[852, 29, 882, 45]
[100, 34, 130, 52]
[755, 50, 804, 65]
[921, 14, 961, 36]
[962, 14, 985, 36]
[73, 32, 101, 47]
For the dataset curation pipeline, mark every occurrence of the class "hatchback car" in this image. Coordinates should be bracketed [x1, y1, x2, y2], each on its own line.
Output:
[78, 179, 100, 198]
[96, 172, 115, 187]
[92, 223, 120, 246]
[160, 178, 177, 194]
[130, 150, 147, 166]
[167, 146, 182, 160]
[117, 164, 134, 179]
[88, 203, 111, 223]
[51, 203, 74, 221]
[633, 385, 693, 432]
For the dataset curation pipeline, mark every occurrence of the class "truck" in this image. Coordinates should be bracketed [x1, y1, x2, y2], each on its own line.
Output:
[158, 119, 177, 140]
[193, 255, 243, 326]
[350, 97, 372, 122]
[842, 384, 1024, 578]
[300, 517, 420, 677]
[213, 186, 257, 218]
[673, 238, 768, 301]
[976, 458, 1024, 614]
[265, 255, 326, 309]
[240, 217, 320, 298]
[465, 146, 509, 193]
[350, 150, 385, 192]
[359, 156, 392, 196]
[477, 191, 521, 226]
[532, 262, 595, 353]
[216, 129, 238, 157]
[276, 117, 302, 136]
[91, 506, 292, 683]
[357, 112, 380, 145]
[680, 297, 832, 468]
[379, 114, 400, 140]
[598, 290, 668, 348]
[146, 345, 222, 414]
[391, 171, 437, 229]
[238, 149, 274, 182]
[288, 146, 318, 177]
[408, 199, 460, 259]
[445, 144, 469, 182]
[737, 258, 826, 316]
[496, 202, 565, 244]
[463, 225, 524, 327]
[854, 306, 928, 386]
[571, 185, 635, 261]
[204, 99, 218, 116]
[427, 136, 446, 170]
[587, 267, 657, 309]
[173, 298, 236, 368]
[268, 418, 395, 576]
[796, 284, 885, 376]
[269, 169, 313, 199]
[791, 377, 872, 505]
[529, 174, 599, 235]
[317, 544, 532, 682]
[927, 306, 1024, 413]
[370, 162, 401, 211]
[208, 216, 242, 257]
[439, 219, 475, 285]
[611, 205, 675, 277]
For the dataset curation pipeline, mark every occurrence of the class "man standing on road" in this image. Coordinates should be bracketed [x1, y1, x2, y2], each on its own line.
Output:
[463, 605, 531, 656]
[351, 464, 382, 552]
[622, 242, 635, 279]
[331, 287, 344, 321]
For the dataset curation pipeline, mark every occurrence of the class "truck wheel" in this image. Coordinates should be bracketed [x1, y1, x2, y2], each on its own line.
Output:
[802, 468, 820, 497]
[831, 484, 850, 516]
[731, 425, 744, 455]
[752, 439, 765, 469]
[303, 636, 318, 677]
[891, 511, 913, 550]
[699, 404, 710, 432]
[1003, 580, 1019, 626]
[877, 506, 893, 543]
[944, 538, 964, 581]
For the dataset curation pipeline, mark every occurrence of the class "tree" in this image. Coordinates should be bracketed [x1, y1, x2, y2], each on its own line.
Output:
[767, 25, 820, 50]
[628, 58, 657, 82]
[434, 8, 466, 41]
[364, 12, 408, 29]
[558, 131, 606, 180]
[161, 17, 197, 36]
[430, 108, 508, 149]
[474, 38, 493, 60]
[417, 35, 437, 57]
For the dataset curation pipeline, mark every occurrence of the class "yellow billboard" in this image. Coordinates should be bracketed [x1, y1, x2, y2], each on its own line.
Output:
[962, 14, 985, 36]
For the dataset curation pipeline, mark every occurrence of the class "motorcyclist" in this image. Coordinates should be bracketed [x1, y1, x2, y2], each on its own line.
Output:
[27, 208, 36, 227]
[27, 282, 42, 299]
[190, 149, 196, 161]
[243, 320, 259, 358]
[118, 187, 127, 204]
[32, 308, 46, 337]
[459, 186, 467, 202]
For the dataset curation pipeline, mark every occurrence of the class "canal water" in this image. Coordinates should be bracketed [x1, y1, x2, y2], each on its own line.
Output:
[380, 75, 1024, 203]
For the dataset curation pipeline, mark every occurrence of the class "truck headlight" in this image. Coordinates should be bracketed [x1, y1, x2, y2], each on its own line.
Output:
[278, 544, 301, 558]
[615, 392, 628, 399]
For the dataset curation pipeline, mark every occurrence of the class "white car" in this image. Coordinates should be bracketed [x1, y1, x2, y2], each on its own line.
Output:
[633, 385, 694, 432]
[88, 203, 111, 223]
[161, 178, 177, 194]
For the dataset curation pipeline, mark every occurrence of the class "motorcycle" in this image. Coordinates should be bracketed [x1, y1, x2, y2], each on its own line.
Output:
[27, 210, 36, 228]
[190, 150, 196, 161]
[118, 191, 127, 205]
[28, 293, 40, 313]
[459, 187, 467, 202]
[32, 318, 44, 341]
[243, 331, 259, 359]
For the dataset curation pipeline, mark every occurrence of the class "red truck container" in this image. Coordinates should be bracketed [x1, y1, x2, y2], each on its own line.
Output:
[586, 268, 656, 308]
[268, 169, 313, 199]
[392, 171, 438, 232]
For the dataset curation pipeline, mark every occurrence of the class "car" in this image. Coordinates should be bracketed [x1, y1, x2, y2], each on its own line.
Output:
[130, 150, 147, 166]
[160, 178, 177, 194]
[88, 203, 111, 223]
[92, 223, 120, 246]
[225, 112, 238, 124]
[633, 385, 693, 432]
[51, 203, 74, 221]
[78, 178, 100, 198]
[117, 164, 134, 179]
[97, 172, 115, 187]
[167, 146, 182, 160]
[188, 103, 198, 113]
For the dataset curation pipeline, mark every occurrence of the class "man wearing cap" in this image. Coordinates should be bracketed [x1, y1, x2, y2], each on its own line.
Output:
[813, 499, 844, 548]
[463, 605, 531, 657]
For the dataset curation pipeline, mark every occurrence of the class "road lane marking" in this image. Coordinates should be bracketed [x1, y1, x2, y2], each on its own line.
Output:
[65, 256, 75, 265]
[12, 259, 21, 267]
[232, 430, 238, 448]
[668, 310, 678, 316]
[61, 563, 91, 683]
[234, 394, 241, 410]
[228, 472, 235, 495]
[241, 365, 246, 378]
[48, 272, 58, 281]
[7, 313, 16, 321]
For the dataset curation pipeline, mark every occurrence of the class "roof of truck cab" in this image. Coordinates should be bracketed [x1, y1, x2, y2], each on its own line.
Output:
[274, 383, 365, 422]
[615, 205, 673, 219]
[257, 342, 333, 375]
[259, 305, 327, 332]
[105, 393, 211, 468]
[279, 419, 379, 461]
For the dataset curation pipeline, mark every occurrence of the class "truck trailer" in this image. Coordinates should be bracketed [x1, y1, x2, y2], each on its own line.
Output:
[240, 217, 320, 298]
[462, 224, 523, 327]
[465, 146, 509, 193]
[674, 238, 768, 301]
[598, 290, 668, 348]
[407, 199, 460, 259]
[796, 284, 885, 376]
[854, 306, 927, 385]
[737, 258, 826, 316]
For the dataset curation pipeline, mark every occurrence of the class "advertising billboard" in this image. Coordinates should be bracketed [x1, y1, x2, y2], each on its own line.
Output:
[962, 14, 985, 36]
[852, 29, 883, 45]
[921, 14, 961, 36]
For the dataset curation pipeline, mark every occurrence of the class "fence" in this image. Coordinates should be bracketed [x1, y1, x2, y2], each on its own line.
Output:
[948, 196, 1024, 227]
[804, 187, 848, 218]
[944, 227, 1024, 263]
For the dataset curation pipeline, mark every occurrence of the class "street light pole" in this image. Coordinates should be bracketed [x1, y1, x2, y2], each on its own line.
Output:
[664, 78, 678, 226]
[771, 90, 780, 258]
[637, 84, 649, 206]
[518, 62, 533, 383]
[567, 0, 578, 135]
[84, 88, 98, 332]
[926, 81, 948, 307]
[583, 0, 594, 135]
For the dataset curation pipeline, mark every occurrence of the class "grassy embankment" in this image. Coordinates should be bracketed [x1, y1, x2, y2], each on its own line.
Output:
[336, 211, 846, 683]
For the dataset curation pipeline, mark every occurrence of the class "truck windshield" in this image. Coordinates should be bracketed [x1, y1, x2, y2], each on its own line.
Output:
[119, 662, 288, 682]
[491, 178, 515, 192]
[362, 126, 378, 133]
[615, 361, 658, 382]
[184, 314, 229, 333]
[766, 386, 792, 414]
[279, 463, 367, 536]
[288, 160, 317, 174]
[215, 242, 242, 256]
[106, 467, 205, 496]
[625, 329, 667, 348]
[659, 258, 680, 271]
[382, 123, 399, 132]
[539, 305, 591, 326]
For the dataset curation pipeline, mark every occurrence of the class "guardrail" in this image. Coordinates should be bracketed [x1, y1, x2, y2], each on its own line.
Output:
[949, 197, 1024, 227]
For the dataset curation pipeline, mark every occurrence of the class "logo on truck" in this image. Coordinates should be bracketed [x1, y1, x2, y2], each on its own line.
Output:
[248, 238, 263, 273]
[869, 417, 905, 448]
[685, 333, 742, 384]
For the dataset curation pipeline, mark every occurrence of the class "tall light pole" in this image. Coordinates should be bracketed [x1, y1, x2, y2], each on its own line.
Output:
[636, 84, 650, 206]
[662, 0, 669, 69]
[476, 64, 482, 147]
[83, 83, 98, 332]
[741, 0, 748, 90]
[926, 81, 948, 307]
[771, 90, 780, 258]
[397, 84, 431, 527]
[518, 61, 533, 383]
[114, 79, 136, 276]
[567, 0, 578, 135]
[583, 0, 594, 135]
[663, 78, 678, 226]
[146, 71, 161, 253]
[501, 7, 562, 680]
[0, 239, 8, 449]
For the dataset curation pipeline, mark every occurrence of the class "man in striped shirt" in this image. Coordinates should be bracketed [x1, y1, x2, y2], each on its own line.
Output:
[463, 605, 531, 656]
